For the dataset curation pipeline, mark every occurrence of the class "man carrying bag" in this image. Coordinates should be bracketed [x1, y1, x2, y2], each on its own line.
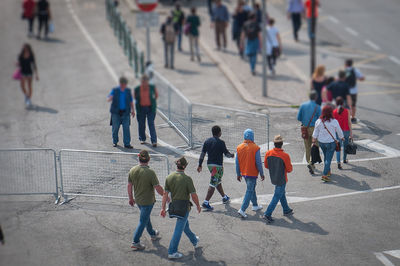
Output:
[160, 157, 201, 260]
[297, 91, 321, 174]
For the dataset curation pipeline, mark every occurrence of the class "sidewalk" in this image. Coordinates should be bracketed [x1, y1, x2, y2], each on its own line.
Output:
[122, 0, 309, 108]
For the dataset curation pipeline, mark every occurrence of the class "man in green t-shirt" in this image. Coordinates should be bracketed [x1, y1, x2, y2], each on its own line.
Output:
[128, 150, 166, 251]
[161, 157, 201, 260]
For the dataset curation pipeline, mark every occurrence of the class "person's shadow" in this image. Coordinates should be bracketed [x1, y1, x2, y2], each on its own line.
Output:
[26, 104, 58, 114]
[270, 215, 329, 235]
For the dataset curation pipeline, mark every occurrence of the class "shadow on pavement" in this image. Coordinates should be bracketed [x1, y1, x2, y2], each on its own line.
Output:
[282, 46, 307, 57]
[199, 62, 217, 68]
[41, 37, 65, 44]
[26, 104, 58, 114]
[175, 68, 200, 75]
[359, 106, 400, 118]
[185, 247, 227, 266]
[269, 73, 304, 83]
[325, 174, 371, 191]
[346, 164, 381, 178]
[270, 215, 329, 235]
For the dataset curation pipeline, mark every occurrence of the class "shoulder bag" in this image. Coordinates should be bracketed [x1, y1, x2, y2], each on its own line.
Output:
[168, 200, 192, 219]
[322, 121, 340, 151]
[301, 105, 318, 139]
[345, 138, 357, 155]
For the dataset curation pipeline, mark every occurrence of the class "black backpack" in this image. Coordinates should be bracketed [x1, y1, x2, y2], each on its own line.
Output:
[245, 22, 259, 40]
[345, 68, 356, 88]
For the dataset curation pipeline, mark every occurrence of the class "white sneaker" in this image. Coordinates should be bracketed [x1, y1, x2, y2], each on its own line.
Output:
[168, 252, 183, 259]
[238, 209, 247, 218]
[252, 205, 263, 211]
[150, 230, 161, 241]
[193, 236, 199, 247]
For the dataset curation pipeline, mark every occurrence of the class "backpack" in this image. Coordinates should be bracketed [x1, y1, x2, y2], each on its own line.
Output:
[165, 24, 175, 44]
[245, 22, 259, 40]
[345, 68, 356, 88]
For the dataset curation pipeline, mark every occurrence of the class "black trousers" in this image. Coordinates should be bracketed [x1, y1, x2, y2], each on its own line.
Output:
[38, 15, 49, 37]
[291, 13, 302, 40]
[27, 17, 34, 34]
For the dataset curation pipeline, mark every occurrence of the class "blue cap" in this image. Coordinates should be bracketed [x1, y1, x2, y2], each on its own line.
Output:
[244, 129, 254, 141]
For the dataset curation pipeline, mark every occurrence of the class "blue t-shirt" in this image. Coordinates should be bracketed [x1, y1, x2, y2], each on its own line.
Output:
[109, 88, 131, 110]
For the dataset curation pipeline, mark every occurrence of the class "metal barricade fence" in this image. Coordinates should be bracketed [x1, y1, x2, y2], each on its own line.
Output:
[191, 104, 270, 152]
[153, 71, 193, 147]
[0, 149, 58, 199]
[59, 149, 169, 202]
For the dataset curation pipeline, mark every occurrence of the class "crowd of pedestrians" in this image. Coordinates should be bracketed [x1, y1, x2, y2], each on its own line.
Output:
[127, 127, 294, 259]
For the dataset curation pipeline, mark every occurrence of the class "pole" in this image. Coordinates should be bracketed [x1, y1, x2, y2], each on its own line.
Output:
[310, 0, 316, 76]
[261, 0, 267, 97]
[146, 23, 151, 62]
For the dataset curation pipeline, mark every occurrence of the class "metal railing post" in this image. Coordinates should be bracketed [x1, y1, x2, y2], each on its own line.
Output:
[133, 42, 139, 78]
[168, 85, 171, 120]
[52, 150, 60, 204]
[188, 104, 193, 148]
[140, 51, 145, 75]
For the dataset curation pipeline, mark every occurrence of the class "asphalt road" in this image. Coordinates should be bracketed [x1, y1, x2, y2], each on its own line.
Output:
[0, 0, 399, 265]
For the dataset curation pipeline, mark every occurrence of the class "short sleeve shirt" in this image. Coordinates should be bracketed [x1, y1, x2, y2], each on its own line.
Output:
[128, 165, 159, 206]
[109, 88, 132, 110]
[327, 81, 350, 100]
[164, 171, 196, 201]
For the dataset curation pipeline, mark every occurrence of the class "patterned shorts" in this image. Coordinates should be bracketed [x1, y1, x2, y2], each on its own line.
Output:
[208, 165, 224, 187]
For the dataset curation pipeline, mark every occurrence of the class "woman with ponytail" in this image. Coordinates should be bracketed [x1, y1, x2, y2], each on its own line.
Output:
[333, 96, 352, 169]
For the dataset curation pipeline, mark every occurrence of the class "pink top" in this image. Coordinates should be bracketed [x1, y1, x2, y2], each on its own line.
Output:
[333, 108, 350, 131]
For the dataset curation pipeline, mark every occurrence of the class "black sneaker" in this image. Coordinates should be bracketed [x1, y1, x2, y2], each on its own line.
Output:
[284, 209, 294, 216]
[307, 164, 314, 174]
[263, 215, 274, 223]
[124, 145, 133, 149]
[338, 163, 343, 170]
[343, 159, 348, 164]
[351, 118, 357, 124]
[222, 195, 230, 204]
[113, 143, 118, 147]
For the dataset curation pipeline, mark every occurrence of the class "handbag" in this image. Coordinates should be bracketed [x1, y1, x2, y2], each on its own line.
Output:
[183, 22, 191, 35]
[301, 106, 318, 139]
[13, 68, 22, 80]
[272, 46, 281, 58]
[345, 138, 357, 155]
[168, 200, 191, 219]
[322, 121, 340, 151]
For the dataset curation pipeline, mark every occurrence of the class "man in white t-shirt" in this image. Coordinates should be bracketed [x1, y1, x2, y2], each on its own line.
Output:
[265, 18, 282, 75]
[344, 59, 365, 123]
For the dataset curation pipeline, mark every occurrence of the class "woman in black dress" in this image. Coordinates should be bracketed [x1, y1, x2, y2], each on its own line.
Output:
[18, 43, 39, 107]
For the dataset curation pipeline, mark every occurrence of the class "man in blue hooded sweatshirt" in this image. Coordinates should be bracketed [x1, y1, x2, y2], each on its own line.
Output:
[236, 129, 265, 218]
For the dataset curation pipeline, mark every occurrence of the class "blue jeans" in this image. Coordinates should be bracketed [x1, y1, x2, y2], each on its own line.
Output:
[168, 211, 198, 255]
[111, 113, 131, 146]
[264, 183, 291, 216]
[137, 106, 157, 144]
[249, 54, 257, 72]
[132, 204, 156, 244]
[177, 25, 182, 50]
[240, 177, 259, 212]
[319, 141, 336, 175]
[337, 131, 350, 163]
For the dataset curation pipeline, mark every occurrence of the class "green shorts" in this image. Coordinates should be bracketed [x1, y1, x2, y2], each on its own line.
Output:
[208, 165, 224, 187]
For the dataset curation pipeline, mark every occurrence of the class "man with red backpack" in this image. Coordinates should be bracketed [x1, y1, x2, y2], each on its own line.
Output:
[160, 16, 177, 69]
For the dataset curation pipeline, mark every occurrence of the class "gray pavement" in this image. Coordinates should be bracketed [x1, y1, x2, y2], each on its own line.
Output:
[1, 0, 400, 265]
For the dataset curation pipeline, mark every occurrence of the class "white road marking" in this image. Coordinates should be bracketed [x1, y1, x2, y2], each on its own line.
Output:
[213, 185, 400, 206]
[328, 15, 339, 24]
[67, 0, 118, 82]
[383, 250, 400, 259]
[365, 40, 381, 51]
[389, 56, 400, 65]
[345, 27, 359, 36]
[355, 139, 400, 157]
[374, 252, 396, 266]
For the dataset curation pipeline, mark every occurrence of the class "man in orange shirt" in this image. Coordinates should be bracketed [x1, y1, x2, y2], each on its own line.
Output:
[236, 129, 265, 218]
[263, 135, 293, 223]
[304, 0, 320, 40]
[134, 75, 158, 147]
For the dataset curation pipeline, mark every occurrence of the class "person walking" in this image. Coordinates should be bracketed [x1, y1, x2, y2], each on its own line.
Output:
[265, 18, 282, 75]
[297, 90, 321, 174]
[333, 97, 352, 169]
[36, 0, 51, 40]
[232, 1, 248, 57]
[312, 105, 344, 182]
[128, 150, 166, 250]
[327, 70, 352, 109]
[236, 129, 265, 218]
[207, 0, 214, 17]
[287, 0, 304, 42]
[304, 0, 320, 40]
[160, 16, 176, 69]
[172, 4, 185, 52]
[18, 44, 39, 107]
[311, 65, 326, 105]
[107, 76, 135, 149]
[186, 7, 201, 62]
[241, 12, 261, 75]
[197, 126, 234, 211]
[344, 59, 365, 123]
[211, 0, 229, 50]
[263, 135, 293, 223]
[161, 157, 201, 260]
[134, 74, 158, 147]
[22, 0, 36, 37]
